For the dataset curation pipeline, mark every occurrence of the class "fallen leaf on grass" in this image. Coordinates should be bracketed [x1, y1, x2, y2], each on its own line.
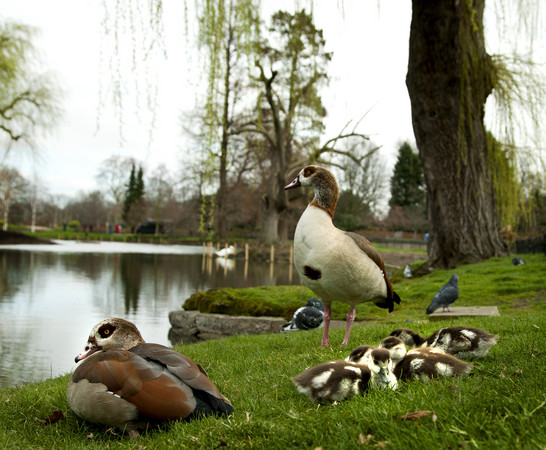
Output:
[357, 434, 373, 445]
[357, 434, 386, 447]
[42, 410, 65, 425]
[399, 410, 437, 422]
[499, 372, 505, 378]
[511, 369, 523, 377]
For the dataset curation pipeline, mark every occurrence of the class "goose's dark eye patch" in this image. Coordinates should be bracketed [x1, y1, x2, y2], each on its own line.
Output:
[303, 167, 316, 177]
[98, 324, 116, 338]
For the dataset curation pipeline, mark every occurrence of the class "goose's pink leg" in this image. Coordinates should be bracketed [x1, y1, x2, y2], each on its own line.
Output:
[321, 306, 331, 347]
[341, 308, 356, 346]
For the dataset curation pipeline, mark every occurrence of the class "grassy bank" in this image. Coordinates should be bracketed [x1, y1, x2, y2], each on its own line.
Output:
[0, 315, 544, 449]
[184, 254, 545, 322]
[0, 254, 544, 449]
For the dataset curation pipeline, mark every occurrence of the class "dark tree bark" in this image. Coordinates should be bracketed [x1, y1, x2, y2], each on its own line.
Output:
[258, 68, 290, 244]
[215, 23, 235, 241]
[406, 0, 507, 268]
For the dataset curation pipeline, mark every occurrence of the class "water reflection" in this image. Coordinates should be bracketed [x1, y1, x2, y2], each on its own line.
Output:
[0, 242, 299, 387]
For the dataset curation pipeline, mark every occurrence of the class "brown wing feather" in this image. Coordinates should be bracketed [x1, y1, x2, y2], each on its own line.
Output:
[125, 371, 196, 420]
[72, 351, 139, 391]
[345, 231, 400, 303]
[131, 344, 231, 405]
[71, 350, 198, 420]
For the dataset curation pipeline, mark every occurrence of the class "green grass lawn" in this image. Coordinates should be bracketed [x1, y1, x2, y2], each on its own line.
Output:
[184, 254, 545, 322]
[0, 255, 544, 449]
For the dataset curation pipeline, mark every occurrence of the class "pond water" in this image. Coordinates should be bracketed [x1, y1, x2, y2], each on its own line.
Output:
[0, 241, 300, 388]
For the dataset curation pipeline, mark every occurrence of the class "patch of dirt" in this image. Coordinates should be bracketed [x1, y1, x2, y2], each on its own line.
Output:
[0, 230, 55, 245]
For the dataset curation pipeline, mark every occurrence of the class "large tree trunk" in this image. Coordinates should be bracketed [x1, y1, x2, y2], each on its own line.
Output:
[215, 23, 235, 241]
[260, 162, 289, 244]
[406, 0, 507, 269]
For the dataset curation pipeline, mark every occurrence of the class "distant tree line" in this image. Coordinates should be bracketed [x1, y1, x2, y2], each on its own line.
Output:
[1, 146, 544, 239]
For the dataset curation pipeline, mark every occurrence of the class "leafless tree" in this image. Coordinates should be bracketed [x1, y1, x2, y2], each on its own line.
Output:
[0, 166, 27, 230]
[95, 155, 136, 224]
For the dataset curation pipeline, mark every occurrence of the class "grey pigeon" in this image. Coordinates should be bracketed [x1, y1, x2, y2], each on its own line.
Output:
[282, 297, 324, 332]
[426, 274, 459, 314]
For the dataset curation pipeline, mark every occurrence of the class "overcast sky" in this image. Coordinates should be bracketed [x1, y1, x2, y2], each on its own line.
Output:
[1, 1, 417, 202]
[3, 1, 542, 204]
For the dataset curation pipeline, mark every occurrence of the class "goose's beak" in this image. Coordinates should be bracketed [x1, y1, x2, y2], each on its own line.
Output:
[285, 176, 301, 190]
[75, 341, 100, 363]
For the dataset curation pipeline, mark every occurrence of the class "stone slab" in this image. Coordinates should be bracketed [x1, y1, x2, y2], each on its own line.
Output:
[168, 311, 371, 342]
[428, 306, 500, 320]
[169, 310, 286, 337]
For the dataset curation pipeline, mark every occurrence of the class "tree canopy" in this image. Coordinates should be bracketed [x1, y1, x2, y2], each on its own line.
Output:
[0, 21, 62, 158]
[389, 141, 425, 208]
[93, 1, 544, 260]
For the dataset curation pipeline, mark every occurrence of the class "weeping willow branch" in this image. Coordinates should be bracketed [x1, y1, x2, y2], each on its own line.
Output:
[97, 0, 166, 146]
[489, 55, 545, 166]
[485, 54, 546, 228]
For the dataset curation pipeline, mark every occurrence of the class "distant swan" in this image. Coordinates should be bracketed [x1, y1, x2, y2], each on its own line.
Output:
[216, 245, 236, 257]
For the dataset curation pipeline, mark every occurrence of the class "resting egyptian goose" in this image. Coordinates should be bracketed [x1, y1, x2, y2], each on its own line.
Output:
[292, 348, 396, 402]
[67, 318, 233, 437]
[393, 347, 472, 381]
[345, 345, 377, 365]
[378, 336, 407, 365]
[292, 360, 372, 402]
[285, 165, 401, 347]
[367, 348, 398, 390]
[346, 336, 407, 366]
[390, 326, 498, 359]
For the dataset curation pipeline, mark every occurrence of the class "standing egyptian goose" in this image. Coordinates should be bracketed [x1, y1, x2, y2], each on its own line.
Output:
[285, 165, 401, 347]
[67, 318, 233, 437]
[390, 326, 498, 359]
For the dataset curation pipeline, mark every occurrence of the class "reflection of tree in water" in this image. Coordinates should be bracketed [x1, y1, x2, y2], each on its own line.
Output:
[0, 251, 56, 303]
[61, 253, 108, 280]
[0, 251, 20, 302]
[120, 254, 142, 313]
